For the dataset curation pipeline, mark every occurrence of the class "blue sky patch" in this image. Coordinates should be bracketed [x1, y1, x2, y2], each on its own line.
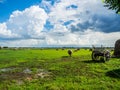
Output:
[63, 20, 74, 26]
[44, 20, 54, 31]
[66, 4, 78, 10]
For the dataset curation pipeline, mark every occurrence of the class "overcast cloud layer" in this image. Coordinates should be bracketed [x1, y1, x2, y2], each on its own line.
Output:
[0, 0, 120, 47]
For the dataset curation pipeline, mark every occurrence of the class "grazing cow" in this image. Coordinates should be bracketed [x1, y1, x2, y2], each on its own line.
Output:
[68, 50, 72, 57]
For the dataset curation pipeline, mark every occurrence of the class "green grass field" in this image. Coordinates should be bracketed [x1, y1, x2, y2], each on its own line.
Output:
[0, 48, 120, 90]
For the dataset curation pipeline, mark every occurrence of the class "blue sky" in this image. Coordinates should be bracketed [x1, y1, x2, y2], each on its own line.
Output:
[0, 0, 41, 22]
[0, 0, 120, 47]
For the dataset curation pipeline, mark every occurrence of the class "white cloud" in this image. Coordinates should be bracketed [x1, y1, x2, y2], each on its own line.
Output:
[76, 30, 120, 47]
[0, 5, 49, 46]
[43, 0, 119, 47]
[45, 29, 120, 47]
[1, 30, 120, 47]
[48, 0, 117, 32]
[0, 39, 39, 47]
[0, 23, 19, 38]
[6, 5, 48, 38]
[49, 0, 78, 25]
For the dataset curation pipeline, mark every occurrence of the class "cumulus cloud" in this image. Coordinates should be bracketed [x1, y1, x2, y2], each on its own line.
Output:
[7, 5, 48, 38]
[0, 5, 49, 46]
[0, 23, 19, 39]
[0, 5, 48, 39]
[48, 0, 120, 33]
[45, 0, 120, 47]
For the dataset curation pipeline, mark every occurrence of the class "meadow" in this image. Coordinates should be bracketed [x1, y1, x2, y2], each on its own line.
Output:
[0, 48, 120, 90]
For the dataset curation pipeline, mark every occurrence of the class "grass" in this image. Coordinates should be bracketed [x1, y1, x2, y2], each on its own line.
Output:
[0, 48, 120, 90]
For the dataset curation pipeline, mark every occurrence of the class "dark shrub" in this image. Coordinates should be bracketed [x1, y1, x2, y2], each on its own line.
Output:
[114, 39, 120, 57]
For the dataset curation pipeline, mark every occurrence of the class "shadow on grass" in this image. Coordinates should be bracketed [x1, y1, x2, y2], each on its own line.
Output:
[106, 69, 120, 79]
[83, 60, 105, 63]
[61, 56, 70, 58]
[61, 56, 73, 61]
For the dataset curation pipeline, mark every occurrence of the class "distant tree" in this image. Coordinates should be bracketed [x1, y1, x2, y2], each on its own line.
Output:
[103, 0, 120, 13]
[3, 46, 8, 49]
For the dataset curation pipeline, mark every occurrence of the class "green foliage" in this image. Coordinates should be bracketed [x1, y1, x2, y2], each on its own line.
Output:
[103, 0, 120, 13]
[0, 48, 120, 89]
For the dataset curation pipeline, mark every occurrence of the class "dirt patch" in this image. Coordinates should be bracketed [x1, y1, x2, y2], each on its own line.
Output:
[0, 68, 52, 83]
[23, 68, 32, 74]
[0, 68, 15, 72]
